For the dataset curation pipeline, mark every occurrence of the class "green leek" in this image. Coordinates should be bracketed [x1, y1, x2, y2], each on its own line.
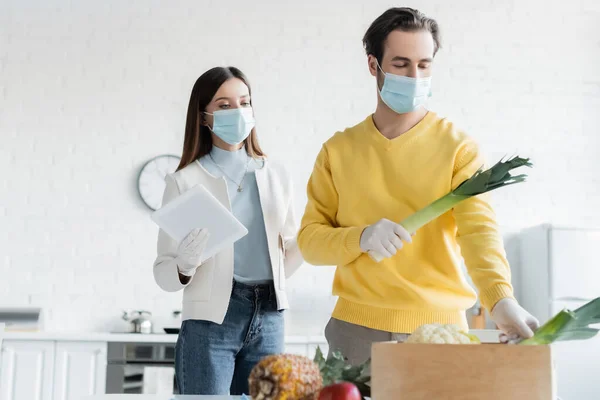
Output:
[369, 155, 532, 262]
[518, 297, 600, 345]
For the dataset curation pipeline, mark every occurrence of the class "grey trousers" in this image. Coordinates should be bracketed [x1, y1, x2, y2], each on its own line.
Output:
[324, 317, 409, 367]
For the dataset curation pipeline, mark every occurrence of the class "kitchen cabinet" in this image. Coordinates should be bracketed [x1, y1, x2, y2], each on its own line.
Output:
[307, 343, 328, 359]
[0, 340, 106, 400]
[284, 343, 311, 356]
[284, 339, 328, 360]
[52, 341, 107, 400]
[0, 340, 55, 400]
[0, 334, 326, 398]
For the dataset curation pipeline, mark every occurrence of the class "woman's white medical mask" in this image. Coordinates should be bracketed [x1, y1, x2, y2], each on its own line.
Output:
[204, 107, 255, 145]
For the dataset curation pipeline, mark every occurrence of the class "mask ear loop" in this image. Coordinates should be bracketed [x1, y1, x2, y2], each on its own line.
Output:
[201, 111, 214, 133]
[375, 58, 388, 94]
[375, 59, 386, 75]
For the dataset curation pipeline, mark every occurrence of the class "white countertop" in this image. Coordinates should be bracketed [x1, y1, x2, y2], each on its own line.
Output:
[1, 330, 327, 344]
[2, 329, 499, 344]
[2, 331, 179, 342]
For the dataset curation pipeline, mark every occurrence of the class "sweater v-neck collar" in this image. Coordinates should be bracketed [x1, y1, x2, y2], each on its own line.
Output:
[366, 110, 436, 150]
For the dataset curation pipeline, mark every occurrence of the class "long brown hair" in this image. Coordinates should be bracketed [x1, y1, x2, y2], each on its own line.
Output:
[177, 66, 265, 171]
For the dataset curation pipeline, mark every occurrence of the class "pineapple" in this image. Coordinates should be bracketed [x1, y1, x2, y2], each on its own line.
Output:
[248, 349, 371, 400]
[248, 353, 323, 400]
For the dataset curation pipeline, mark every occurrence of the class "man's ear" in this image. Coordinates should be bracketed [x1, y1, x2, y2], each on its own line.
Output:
[367, 54, 379, 77]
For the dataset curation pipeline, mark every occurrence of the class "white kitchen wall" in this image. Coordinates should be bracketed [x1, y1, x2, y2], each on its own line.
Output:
[1, 0, 599, 333]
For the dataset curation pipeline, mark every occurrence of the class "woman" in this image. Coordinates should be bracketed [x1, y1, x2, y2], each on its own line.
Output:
[153, 66, 303, 395]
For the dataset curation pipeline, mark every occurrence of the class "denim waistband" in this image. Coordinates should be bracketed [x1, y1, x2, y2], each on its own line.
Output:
[232, 279, 276, 301]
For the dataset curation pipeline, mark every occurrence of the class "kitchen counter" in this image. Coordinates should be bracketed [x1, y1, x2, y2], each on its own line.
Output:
[2, 330, 327, 344]
[3, 331, 178, 342]
[1, 330, 500, 343]
[2, 329, 499, 343]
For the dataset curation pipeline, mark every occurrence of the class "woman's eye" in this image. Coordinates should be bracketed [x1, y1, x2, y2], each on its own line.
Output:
[242, 102, 251, 106]
[219, 104, 230, 109]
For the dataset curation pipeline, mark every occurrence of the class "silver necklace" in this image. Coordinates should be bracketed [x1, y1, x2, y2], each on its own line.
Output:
[209, 153, 251, 192]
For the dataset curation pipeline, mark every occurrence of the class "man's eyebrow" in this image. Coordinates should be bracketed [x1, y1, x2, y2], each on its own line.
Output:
[390, 56, 433, 63]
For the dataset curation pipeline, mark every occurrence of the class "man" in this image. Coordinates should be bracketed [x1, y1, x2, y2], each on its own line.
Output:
[297, 7, 539, 364]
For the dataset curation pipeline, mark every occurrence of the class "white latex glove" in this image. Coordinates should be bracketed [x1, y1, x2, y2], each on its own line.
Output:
[360, 218, 412, 259]
[490, 298, 540, 343]
[176, 228, 209, 277]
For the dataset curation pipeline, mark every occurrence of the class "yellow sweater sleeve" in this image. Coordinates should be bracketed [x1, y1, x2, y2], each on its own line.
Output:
[297, 145, 366, 266]
[451, 142, 516, 312]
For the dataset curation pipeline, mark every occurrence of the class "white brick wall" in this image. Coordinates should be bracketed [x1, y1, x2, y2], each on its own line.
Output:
[1, 0, 599, 334]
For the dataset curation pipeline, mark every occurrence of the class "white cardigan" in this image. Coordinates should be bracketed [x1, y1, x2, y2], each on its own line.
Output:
[153, 158, 303, 324]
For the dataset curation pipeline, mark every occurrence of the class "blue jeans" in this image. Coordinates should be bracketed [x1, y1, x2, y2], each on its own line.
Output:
[175, 280, 284, 395]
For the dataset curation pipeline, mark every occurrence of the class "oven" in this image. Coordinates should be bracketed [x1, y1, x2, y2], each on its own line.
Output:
[105, 341, 178, 394]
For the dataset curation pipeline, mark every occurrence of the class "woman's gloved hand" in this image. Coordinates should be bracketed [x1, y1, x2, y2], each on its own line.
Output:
[176, 228, 209, 277]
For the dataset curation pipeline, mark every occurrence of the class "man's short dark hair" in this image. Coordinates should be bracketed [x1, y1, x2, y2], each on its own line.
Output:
[363, 7, 441, 63]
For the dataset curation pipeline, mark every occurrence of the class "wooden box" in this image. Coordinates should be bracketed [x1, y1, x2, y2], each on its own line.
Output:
[371, 342, 556, 400]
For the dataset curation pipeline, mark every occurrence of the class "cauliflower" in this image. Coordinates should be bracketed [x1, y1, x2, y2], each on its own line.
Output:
[405, 323, 481, 344]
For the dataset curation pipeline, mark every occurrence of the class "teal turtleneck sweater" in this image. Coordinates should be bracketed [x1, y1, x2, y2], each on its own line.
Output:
[199, 146, 273, 283]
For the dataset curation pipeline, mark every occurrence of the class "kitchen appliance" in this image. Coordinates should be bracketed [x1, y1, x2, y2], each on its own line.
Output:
[0, 307, 42, 331]
[105, 341, 177, 394]
[520, 224, 600, 400]
[163, 310, 182, 334]
[122, 310, 153, 334]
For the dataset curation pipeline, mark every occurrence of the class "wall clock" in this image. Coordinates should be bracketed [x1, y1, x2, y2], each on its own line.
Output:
[137, 154, 181, 210]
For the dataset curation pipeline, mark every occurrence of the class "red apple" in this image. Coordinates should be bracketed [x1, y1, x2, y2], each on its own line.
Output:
[318, 382, 362, 400]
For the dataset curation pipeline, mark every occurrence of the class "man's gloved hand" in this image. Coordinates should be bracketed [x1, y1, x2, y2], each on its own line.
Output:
[360, 218, 412, 259]
[176, 228, 209, 277]
[491, 298, 540, 343]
